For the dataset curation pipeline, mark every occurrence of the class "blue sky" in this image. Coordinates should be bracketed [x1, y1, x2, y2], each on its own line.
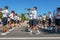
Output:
[0, 0, 60, 16]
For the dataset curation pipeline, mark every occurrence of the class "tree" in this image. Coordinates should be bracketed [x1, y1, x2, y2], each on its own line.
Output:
[20, 13, 27, 22]
[0, 8, 3, 19]
[0, 12, 3, 19]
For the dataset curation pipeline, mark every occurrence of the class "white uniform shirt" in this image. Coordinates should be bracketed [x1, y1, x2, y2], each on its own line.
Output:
[17, 17, 20, 20]
[43, 15, 46, 20]
[29, 14, 33, 19]
[49, 14, 52, 18]
[19, 18, 21, 21]
[29, 10, 37, 20]
[14, 16, 18, 20]
[32, 10, 37, 19]
[9, 13, 14, 19]
[2, 10, 9, 17]
[39, 16, 43, 21]
[8, 18, 10, 21]
[56, 12, 60, 19]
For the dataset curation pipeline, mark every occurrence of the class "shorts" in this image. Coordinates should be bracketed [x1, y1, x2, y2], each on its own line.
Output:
[2, 17, 8, 26]
[10, 19, 14, 23]
[55, 19, 60, 26]
[14, 20, 16, 24]
[29, 19, 37, 26]
[16, 20, 19, 23]
[14, 20, 19, 24]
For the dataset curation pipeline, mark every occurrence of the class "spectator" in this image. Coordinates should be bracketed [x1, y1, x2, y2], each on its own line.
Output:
[55, 7, 60, 32]
[48, 12, 52, 26]
[8, 11, 15, 30]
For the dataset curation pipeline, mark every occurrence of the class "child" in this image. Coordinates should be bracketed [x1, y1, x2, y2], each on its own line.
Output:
[17, 16, 20, 27]
[48, 12, 52, 26]
[55, 7, 60, 32]
[1, 6, 9, 35]
[29, 6, 40, 35]
[8, 11, 15, 31]
[38, 15, 43, 28]
[42, 14, 47, 29]
[14, 14, 19, 27]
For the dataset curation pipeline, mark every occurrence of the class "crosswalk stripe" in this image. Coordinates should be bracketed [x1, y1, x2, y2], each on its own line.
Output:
[0, 37, 60, 39]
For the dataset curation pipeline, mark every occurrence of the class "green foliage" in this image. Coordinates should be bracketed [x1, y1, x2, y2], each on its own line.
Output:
[0, 12, 3, 19]
[20, 13, 28, 22]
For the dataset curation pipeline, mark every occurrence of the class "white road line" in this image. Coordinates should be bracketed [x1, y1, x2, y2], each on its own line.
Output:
[0, 37, 60, 39]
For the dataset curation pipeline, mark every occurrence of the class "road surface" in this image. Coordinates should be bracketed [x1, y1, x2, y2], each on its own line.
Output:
[0, 21, 60, 40]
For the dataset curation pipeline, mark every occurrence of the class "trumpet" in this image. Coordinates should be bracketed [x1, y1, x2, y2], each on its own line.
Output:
[25, 8, 33, 15]
[25, 8, 32, 11]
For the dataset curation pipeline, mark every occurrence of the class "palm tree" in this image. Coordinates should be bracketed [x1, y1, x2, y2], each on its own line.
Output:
[21, 13, 27, 22]
[0, 8, 3, 19]
[0, 12, 3, 20]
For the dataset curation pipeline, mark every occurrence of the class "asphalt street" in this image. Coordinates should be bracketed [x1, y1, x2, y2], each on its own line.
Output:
[0, 22, 60, 40]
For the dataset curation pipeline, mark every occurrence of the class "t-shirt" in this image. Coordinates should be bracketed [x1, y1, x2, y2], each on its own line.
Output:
[29, 14, 33, 19]
[19, 18, 21, 21]
[38, 16, 42, 21]
[8, 18, 10, 21]
[32, 10, 37, 19]
[17, 17, 20, 20]
[55, 11, 60, 19]
[29, 10, 37, 20]
[43, 15, 46, 20]
[14, 16, 18, 20]
[2, 10, 9, 17]
[9, 13, 14, 19]
[48, 14, 52, 19]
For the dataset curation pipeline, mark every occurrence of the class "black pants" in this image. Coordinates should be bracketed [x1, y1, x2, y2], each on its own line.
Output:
[48, 18, 51, 25]
[55, 19, 60, 26]
[42, 20, 46, 25]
